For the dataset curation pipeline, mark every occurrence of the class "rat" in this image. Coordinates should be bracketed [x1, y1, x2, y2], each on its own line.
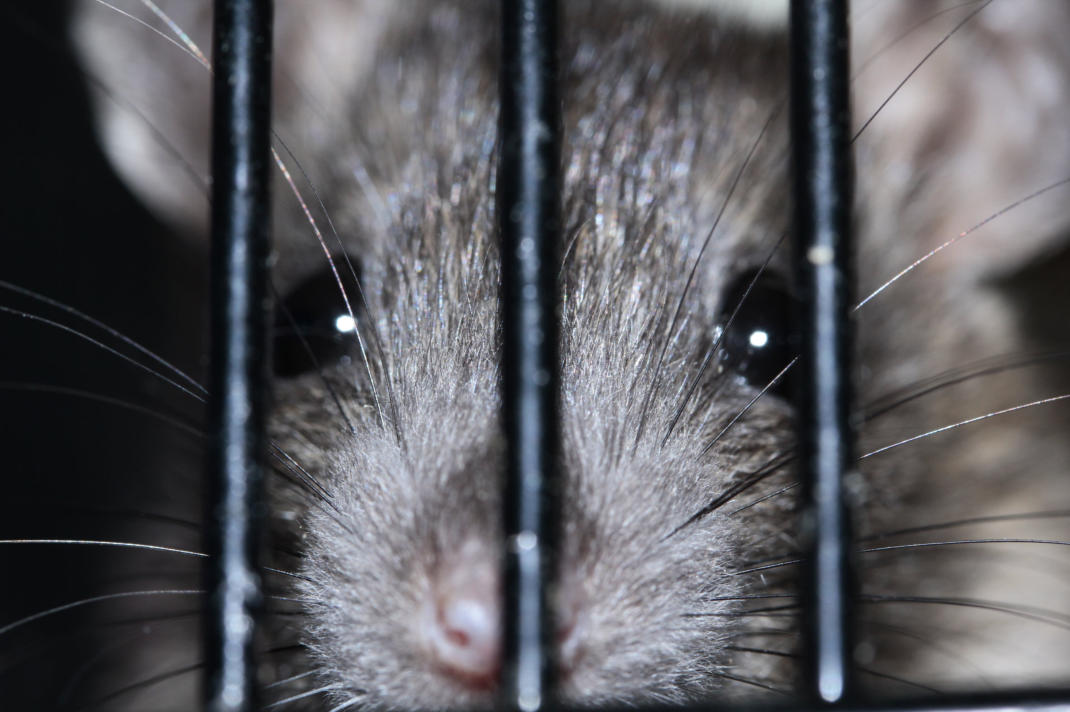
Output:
[3, 0, 1070, 709]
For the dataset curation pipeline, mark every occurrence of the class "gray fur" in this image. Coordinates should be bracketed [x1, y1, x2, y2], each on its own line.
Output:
[55, 0, 1070, 709]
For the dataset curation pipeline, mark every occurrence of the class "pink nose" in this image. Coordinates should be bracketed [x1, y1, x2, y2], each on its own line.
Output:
[423, 548, 500, 687]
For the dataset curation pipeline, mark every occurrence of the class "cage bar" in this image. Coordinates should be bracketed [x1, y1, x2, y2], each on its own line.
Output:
[205, 1, 274, 710]
[498, 0, 562, 709]
[789, 0, 856, 705]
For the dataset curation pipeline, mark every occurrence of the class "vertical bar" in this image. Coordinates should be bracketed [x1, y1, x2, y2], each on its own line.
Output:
[205, 1, 273, 711]
[498, 0, 561, 710]
[790, 0, 855, 705]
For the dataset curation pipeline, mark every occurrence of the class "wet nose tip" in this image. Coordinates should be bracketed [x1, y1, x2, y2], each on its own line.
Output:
[433, 593, 500, 675]
[424, 553, 501, 687]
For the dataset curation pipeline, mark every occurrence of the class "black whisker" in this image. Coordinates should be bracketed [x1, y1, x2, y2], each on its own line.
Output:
[633, 106, 781, 451]
[851, 0, 992, 143]
[0, 382, 202, 437]
[665, 453, 794, 539]
[71, 661, 204, 711]
[661, 231, 789, 447]
[862, 510, 1070, 543]
[861, 594, 1070, 630]
[862, 350, 1070, 423]
[701, 357, 797, 456]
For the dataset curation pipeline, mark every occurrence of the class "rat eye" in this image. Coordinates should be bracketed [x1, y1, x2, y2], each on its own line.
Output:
[717, 268, 794, 397]
[274, 260, 362, 378]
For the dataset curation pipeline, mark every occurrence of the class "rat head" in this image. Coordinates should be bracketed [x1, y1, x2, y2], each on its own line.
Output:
[74, 0, 1070, 708]
[263, 3, 794, 706]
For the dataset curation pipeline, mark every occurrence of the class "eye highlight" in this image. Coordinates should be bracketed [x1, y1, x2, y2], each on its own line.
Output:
[274, 260, 361, 378]
[717, 268, 794, 397]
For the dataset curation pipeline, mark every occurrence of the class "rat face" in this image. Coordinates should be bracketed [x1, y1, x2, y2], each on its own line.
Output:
[263, 4, 795, 706]
[3, 0, 1070, 709]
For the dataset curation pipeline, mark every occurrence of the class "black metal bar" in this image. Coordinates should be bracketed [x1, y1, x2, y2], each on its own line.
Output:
[205, 1, 274, 710]
[790, 0, 855, 705]
[498, 0, 561, 709]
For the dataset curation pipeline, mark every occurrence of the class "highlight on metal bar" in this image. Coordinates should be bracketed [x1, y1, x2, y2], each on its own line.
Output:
[497, 0, 562, 709]
[205, 1, 274, 710]
[789, 0, 856, 705]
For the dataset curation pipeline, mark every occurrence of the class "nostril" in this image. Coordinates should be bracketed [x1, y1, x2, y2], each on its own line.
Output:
[439, 595, 492, 653]
[422, 550, 501, 687]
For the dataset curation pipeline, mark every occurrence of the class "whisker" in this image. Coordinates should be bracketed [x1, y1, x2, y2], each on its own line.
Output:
[725, 645, 942, 693]
[861, 594, 1070, 630]
[95, 0, 394, 437]
[729, 482, 798, 516]
[0, 305, 204, 402]
[0, 539, 205, 558]
[861, 394, 1070, 459]
[272, 137, 402, 440]
[862, 619, 996, 688]
[861, 350, 1070, 422]
[862, 538, 1070, 555]
[266, 683, 344, 709]
[709, 671, 790, 696]
[273, 284, 358, 435]
[271, 149, 388, 433]
[90, 0, 209, 69]
[56, 631, 144, 707]
[137, 0, 210, 66]
[327, 697, 365, 712]
[0, 539, 307, 581]
[685, 603, 800, 618]
[0, 280, 205, 394]
[633, 106, 781, 451]
[661, 231, 789, 447]
[664, 452, 794, 539]
[862, 510, 1070, 542]
[730, 558, 801, 577]
[855, 177, 1070, 310]
[852, 0, 985, 80]
[0, 590, 203, 638]
[72, 660, 203, 711]
[270, 445, 336, 507]
[701, 357, 797, 456]
[0, 382, 202, 438]
[267, 670, 317, 689]
[851, 0, 992, 143]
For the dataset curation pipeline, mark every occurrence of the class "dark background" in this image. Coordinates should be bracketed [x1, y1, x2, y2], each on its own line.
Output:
[0, 2, 206, 707]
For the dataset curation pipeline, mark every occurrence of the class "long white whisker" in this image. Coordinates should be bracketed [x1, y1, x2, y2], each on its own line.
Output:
[0, 590, 203, 638]
[0, 280, 205, 393]
[139, 0, 211, 67]
[266, 670, 317, 689]
[861, 394, 1070, 459]
[271, 149, 387, 430]
[91, 0, 208, 68]
[856, 177, 1070, 310]
[0, 305, 204, 402]
[0, 539, 206, 557]
[327, 697, 365, 712]
[266, 683, 345, 708]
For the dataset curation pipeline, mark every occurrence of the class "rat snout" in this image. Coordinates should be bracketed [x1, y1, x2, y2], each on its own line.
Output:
[422, 543, 501, 689]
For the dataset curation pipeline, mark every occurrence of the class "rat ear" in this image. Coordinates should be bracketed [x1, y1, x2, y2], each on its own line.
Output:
[73, 0, 392, 242]
[73, 0, 214, 240]
[851, 0, 1070, 279]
